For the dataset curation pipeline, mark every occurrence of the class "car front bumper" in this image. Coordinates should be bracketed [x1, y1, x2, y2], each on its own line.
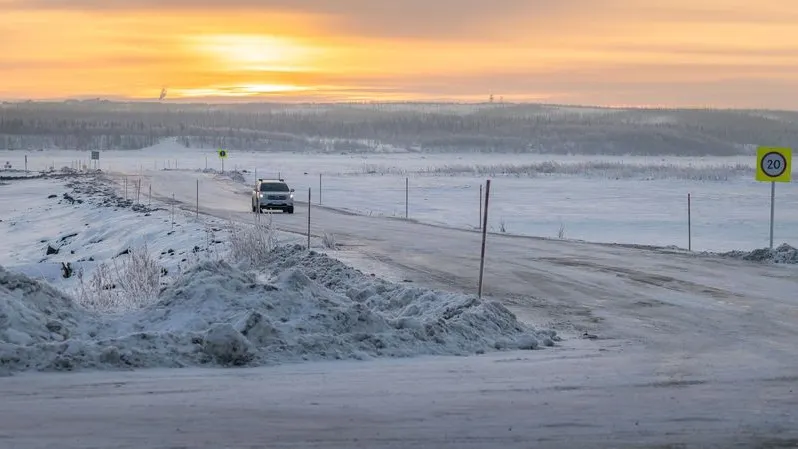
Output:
[257, 199, 293, 208]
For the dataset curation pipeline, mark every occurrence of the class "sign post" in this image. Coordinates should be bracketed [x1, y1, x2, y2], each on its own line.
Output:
[91, 151, 99, 170]
[217, 149, 228, 172]
[478, 180, 491, 299]
[755, 146, 792, 249]
[687, 193, 692, 251]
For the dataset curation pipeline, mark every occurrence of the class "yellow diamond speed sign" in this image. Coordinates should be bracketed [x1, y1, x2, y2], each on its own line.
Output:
[217, 149, 228, 158]
[756, 146, 791, 183]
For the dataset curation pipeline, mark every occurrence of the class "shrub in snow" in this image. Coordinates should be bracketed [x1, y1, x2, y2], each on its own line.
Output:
[228, 215, 278, 267]
[75, 242, 163, 313]
[321, 232, 337, 250]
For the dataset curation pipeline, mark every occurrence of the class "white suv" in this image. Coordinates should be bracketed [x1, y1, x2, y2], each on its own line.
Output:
[251, 179, 294, 213]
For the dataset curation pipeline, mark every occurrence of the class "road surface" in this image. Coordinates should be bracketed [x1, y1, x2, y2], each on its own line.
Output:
[5, 168, 795, 449]
[140, 170, 798, 350]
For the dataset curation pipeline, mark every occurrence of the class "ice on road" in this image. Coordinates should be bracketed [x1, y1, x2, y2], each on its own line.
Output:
[142, 169, 798, 350]
[2, 342, 797, 449]
[2, 168, 797, 448]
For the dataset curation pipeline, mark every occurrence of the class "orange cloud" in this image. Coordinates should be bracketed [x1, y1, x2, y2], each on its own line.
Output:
[1, 0, 798, 107]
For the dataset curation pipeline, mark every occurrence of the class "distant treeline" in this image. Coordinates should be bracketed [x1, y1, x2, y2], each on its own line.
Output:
[2, 100, 798, 155]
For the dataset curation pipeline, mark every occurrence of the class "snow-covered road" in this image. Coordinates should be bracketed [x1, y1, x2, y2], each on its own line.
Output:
[13, 167, 788, 448]
[141, 169, 798, 351]
[3, 342, 797, 449]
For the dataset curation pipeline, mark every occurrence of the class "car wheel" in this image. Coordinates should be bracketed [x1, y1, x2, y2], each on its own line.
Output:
[286, 206, 294, 214]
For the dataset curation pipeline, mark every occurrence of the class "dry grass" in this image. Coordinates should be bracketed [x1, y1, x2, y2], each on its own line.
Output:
[321, 232, 338, 250]
[75, 242, 163, 313]
[228, 214, 278, 267]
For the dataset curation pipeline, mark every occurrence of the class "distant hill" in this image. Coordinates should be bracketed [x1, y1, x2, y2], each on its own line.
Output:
[2, 100, 797, 156]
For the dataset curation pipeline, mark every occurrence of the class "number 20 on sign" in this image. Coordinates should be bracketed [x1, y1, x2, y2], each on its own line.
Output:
[756, 146, 791, 183]
[756, 146, 791, 250]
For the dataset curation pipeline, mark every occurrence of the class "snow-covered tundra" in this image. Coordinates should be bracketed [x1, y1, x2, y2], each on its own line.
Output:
[2, 166, 798, 448]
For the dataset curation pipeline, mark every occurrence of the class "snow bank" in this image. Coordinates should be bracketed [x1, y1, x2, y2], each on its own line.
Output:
[0, 265, 97, 375]
[225, 171, 247, 184]
[719, 244, 798, 264]
[1, 245, 555, 375]
[64, 175, 164, 213]
[0, 266, 87, 347]
[197, 168, 247, 184]
[0, 174, 222, 307]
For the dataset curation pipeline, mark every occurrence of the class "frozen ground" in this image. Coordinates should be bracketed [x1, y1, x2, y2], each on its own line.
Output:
[3, 343, 798, 449]
[0, 173, 276, 301]
[2, 142, 796, 251]
[3, 174, 550, 375]
[1, 252, 550, 374]
[3, 151, 798, 447]
[131, 166, 798, 341]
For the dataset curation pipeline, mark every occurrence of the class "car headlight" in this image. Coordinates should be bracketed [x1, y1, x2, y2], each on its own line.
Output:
[289, 193, 294, 199]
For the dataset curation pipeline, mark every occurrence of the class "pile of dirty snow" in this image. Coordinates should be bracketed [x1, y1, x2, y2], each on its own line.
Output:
[0, 266, 87, 346]
[720, 243, 798, 264]
[228, 170, 246, 183]
[1, 245, 555, 375]
[198, 168, 246, 184]
[0, 266, 96, 375]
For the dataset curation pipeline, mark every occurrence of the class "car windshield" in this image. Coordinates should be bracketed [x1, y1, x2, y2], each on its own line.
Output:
[260, 182, 289, 192]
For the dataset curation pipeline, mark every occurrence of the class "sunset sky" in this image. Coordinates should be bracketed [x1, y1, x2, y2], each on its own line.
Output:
[2, 0, 798, 108]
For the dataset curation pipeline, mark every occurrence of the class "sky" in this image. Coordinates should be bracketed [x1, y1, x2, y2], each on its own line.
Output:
[2, 0, 798, 109]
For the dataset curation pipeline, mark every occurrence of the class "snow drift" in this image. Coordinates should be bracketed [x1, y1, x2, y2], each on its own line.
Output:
[720, 243, 798, 264]
[1, 245, 555, 375]
[0, 266, 84, 347]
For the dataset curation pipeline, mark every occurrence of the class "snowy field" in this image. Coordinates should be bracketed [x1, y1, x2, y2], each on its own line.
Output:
[1, 173, 555, 375]
[3, 164, 798, 447]
[2, 141, 796, 252]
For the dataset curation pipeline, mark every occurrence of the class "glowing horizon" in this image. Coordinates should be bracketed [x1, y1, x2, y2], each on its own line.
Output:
[3, 0, 798, 109]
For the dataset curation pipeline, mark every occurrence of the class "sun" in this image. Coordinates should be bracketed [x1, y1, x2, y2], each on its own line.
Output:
[189, 34, 319, 72]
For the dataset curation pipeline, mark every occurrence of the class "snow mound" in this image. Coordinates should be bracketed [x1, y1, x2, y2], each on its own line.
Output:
[0, 265, 98, 375]
[720, 244, 798, 264]
[0, 266, 88, 347]
[0, 245, 556, 375]
[222, 170, 246, 184]
[197, 168, 247, 184]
